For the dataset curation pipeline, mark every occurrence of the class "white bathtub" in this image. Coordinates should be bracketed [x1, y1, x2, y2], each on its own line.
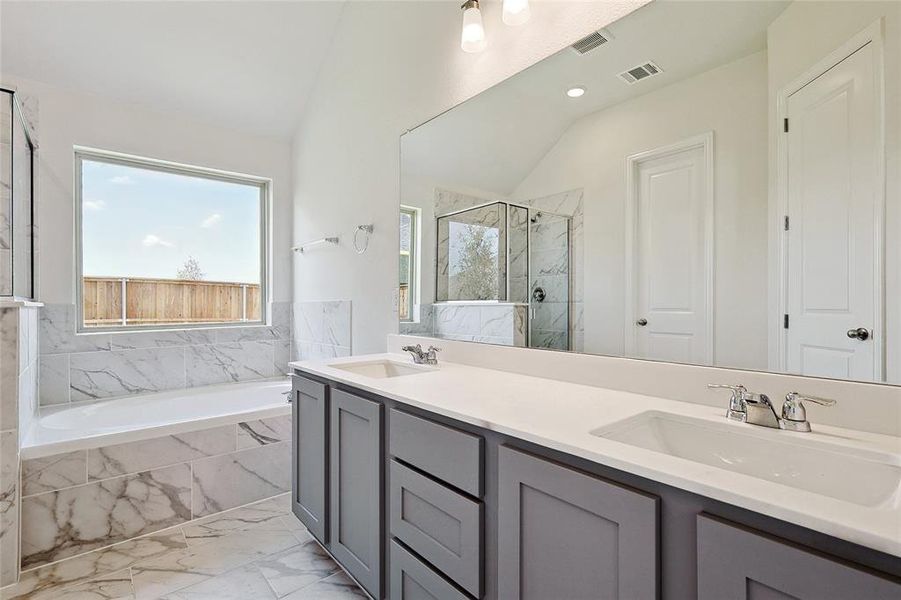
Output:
[21, 378, 292, 459]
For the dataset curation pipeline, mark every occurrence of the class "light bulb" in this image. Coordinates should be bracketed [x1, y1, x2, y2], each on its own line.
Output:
[566, 86, 586, 98]
[502, 0, 531, 26]
[461, 0, 486, 53]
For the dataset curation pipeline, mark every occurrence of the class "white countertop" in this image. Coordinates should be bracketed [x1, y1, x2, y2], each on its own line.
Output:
[290, 353, 901, 558]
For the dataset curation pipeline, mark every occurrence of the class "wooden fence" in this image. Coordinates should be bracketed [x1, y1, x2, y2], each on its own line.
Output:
[399, 284, 409, 321]
[83, 276, 261, 327]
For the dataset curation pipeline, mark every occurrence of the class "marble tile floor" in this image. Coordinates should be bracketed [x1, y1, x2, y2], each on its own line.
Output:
[1, 493, 368, 600]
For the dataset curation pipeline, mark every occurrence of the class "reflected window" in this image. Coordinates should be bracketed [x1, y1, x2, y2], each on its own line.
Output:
[437, 202, 507, 302]
[399, 206, 417, 321]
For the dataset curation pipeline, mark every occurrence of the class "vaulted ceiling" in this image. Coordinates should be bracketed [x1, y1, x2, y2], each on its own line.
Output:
[0, 1, 346, 139]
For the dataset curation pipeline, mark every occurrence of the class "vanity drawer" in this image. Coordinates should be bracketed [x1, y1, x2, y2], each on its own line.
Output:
[390, 540, 470, 600]
[390, 460, 482, 597]
[389, 409, 483, 497]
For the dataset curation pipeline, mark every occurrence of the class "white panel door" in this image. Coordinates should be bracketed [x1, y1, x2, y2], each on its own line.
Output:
[785, 42, 880, 381]
[632, 143, 711, 364]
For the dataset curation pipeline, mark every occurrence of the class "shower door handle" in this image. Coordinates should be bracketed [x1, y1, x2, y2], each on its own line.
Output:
[636, 318, 648, 326]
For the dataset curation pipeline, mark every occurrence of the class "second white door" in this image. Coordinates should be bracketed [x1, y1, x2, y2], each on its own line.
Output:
[628, 136, 712, 365]
[784, 41, 881, 381]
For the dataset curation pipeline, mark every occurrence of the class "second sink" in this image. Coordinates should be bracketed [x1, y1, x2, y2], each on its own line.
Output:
[590, 411, 901, 507]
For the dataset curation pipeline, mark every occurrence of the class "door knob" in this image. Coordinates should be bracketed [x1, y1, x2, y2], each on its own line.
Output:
[846, 327, 870, 341]
[636, 318, 648, 326]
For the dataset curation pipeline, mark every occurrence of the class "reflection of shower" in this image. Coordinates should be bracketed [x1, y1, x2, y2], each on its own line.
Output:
[529, 211, 543, 224]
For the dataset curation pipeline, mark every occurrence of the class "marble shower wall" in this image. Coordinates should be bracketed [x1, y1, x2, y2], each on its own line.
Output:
[529, 212, 570, 351]
[432, 303, 527, 347]
[0, 304, 39, 587]
[524, 189, 584, 352]
[291, 300, 352, 360]
[18, 415, 291, 570]
[37, 302, 293, 407]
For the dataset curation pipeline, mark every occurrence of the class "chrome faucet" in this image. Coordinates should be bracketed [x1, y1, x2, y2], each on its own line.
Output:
[402, 344, 441, 365]
[708, 385, 835, 432]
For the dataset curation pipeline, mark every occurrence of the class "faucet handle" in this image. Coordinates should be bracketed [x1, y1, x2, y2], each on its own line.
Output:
[426, 345, 441, 353]
[707, 384, 747, 393]
[708, 384, 749, 420]
[782, 391, 835, 422]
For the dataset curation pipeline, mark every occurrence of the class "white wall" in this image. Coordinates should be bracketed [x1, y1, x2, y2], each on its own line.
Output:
[766, 1, 901, 383]
[510, 51, 769, 369]
[291, 0, 649, 355]
[6, 75, 293, 305]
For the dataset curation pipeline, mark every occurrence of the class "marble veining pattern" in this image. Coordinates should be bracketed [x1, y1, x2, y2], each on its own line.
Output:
[2, 494, 365, 600]
[87, 426, 236, 481]
[184, 342, 275, 388]
[191, 441, 290, 518]
[69, 347, 186, 403]
[292, 301, 351, 361]
[0, 308, 19, 429]
[236, 416, 291, 450]
[20, 464, 192, 568]
[0, 429, 18, 587]
[38, 302, 293, 408]
[22, 450, 87, 496]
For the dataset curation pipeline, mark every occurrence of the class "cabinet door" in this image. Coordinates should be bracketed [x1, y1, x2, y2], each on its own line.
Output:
[390, 540, 470, 600]
[292, 375, 328, 543]
[497, 446, 659, 600]
[698, 515, 901, 599]
[330, 389, 383, 598]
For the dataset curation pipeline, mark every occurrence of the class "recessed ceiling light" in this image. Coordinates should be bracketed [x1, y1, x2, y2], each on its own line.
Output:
[566, 86, 586, 98]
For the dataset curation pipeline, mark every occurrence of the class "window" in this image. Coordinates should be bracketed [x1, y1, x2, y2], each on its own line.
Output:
[76, 148, 269, 331]
[399, 206, 418, 321]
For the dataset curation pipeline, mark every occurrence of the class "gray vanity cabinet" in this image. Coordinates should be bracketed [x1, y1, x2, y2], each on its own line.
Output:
[291, 375, 329, 543]
[329, 389, 383, 599]
[697, 515, 901, 599]
[497, 445, 660, 600]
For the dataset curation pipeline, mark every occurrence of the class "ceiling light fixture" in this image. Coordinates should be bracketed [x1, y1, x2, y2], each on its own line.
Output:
[566, 86, 586, 98]
[502, 0, 531, 26]
[460, 0, 487, 53]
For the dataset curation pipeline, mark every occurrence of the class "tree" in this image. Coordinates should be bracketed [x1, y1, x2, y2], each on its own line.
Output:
[450, 225, 498, 300]
[177, 256, 205, 281]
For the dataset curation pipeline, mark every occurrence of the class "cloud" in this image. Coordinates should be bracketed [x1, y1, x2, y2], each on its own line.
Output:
[201, 213, 222, 228]
[109, 175, 134, 185]
[83, 199, 106, 211]
[142, 234, 174, 248]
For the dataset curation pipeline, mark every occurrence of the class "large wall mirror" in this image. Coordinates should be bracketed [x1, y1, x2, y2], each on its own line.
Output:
[399, 0, 900, 386]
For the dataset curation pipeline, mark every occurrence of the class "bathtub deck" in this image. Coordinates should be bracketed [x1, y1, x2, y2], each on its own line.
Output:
[0, 494, 367, 600]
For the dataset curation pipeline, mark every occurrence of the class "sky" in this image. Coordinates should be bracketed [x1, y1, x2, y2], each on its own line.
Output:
[81, 159, 262, 283]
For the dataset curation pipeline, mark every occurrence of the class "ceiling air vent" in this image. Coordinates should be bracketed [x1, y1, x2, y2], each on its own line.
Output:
[570, 28, 612, 55]
[618, 61, 663, 84]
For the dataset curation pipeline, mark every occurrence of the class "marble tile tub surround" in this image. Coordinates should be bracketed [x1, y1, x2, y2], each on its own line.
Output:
[391, 334, 901, 437]
[292, 300, 352, 361]
[1, 493, 365, 600]
[18, 415, 291, 570]
[37, 302, 293, 407]
[0, 304, 40, 588]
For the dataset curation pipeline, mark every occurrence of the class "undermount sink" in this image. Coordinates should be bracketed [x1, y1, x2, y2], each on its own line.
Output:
[591, 411, 901, 507]
[329, 359, 433, 379]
